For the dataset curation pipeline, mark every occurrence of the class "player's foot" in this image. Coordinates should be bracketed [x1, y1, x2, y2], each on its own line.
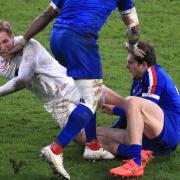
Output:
[83, 141, 115, 160]
[141, 150, 154, 168]
[109, 159, 144, 178]
[41, 145, 70, 180]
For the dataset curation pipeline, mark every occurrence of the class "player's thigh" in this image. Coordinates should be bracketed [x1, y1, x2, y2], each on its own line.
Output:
[127, 97, 164, 139]
[75, 79, 103, 113]
[143, 112, 179, 154]
[47, 86, 81, 128]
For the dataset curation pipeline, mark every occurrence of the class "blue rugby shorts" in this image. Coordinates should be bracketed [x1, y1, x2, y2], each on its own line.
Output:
[50, 27, 102, 79]
[142, 111, 180, 155]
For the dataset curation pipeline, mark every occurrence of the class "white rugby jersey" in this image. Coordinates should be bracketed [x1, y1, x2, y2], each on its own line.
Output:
[0, 36, 77, 103]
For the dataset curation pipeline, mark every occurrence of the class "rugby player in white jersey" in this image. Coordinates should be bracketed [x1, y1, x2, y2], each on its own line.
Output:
[0, 20, 114, 179]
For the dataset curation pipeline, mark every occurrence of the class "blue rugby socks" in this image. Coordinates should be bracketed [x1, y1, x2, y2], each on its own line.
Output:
[117, 144, 129, 157]
[54, 104, 94, 151]
[85, 113, 97, 143]
[128, 144, 142, 166]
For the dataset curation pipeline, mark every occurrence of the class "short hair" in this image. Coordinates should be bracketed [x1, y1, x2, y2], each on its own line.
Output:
[133, 41, 157, 66]
[0, 20, 12, 36]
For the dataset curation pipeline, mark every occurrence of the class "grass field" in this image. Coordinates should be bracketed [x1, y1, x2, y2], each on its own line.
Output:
[0, 0, 180, 179]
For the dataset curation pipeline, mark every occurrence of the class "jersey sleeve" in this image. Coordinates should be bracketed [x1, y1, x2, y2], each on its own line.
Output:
[50, 0, 65, 10]
[117, 0, 134, 12]
[141, 66, 162, 104]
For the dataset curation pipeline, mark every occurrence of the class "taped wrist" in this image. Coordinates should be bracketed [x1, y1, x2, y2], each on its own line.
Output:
[121, 7, 140, 44]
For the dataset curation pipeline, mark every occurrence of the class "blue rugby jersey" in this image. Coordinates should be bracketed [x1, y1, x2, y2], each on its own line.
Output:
[50, 0, 134, 37]
[130, 64, 180, 114]
[130, 80, 142, 96]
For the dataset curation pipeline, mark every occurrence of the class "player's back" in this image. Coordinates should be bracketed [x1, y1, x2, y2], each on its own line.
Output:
[156, 65, 180, 114]
[52, 0, 134, 36]
[144, 65, 180, 114]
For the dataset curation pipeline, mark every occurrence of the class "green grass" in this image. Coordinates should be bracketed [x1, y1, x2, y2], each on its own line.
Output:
[0, 0, 180, 179]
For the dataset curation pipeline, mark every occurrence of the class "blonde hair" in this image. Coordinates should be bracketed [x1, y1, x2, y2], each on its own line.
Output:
[0, 20, 12, 36]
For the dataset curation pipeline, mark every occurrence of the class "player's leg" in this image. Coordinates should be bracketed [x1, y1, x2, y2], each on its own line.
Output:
[96, 127, 129, 155]
[125, 96, 164, 143]
[110, 96, 164, 177]
[75, 79, 115, 160]
[41, 102, 93, 180]
[97, 127, 128, 145]
[42, 86, 95, 179]
[73, 127, 129, 156]
[49, 84, 96, 147]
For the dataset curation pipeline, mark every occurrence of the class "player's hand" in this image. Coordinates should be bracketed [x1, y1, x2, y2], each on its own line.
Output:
[2, 43, 24, 63]
[101, 103, 115, 115]
[125, 42, 145, 58]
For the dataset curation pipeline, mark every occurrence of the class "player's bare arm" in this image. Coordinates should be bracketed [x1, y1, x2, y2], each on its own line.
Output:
[23, 5, 58, 42]
[121, 7, 145, 57]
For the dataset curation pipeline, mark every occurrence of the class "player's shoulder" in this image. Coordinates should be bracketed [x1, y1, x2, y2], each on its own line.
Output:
[25, 38, 44, 54]
[146, 64, 163, 78]
[153, 64, 170, 81]
[146, 64, 171, 86]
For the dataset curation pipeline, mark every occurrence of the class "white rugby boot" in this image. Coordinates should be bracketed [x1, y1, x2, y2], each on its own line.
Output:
[41, 145, 70, 180]
[83, 141, 115, 160]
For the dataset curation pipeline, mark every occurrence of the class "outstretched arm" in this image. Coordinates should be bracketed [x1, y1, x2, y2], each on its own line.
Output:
[0, 76, 26, 96]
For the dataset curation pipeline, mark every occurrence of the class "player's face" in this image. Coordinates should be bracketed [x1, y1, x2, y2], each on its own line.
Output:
[0, 31, 14, 55]
[126, 53, 147, 80]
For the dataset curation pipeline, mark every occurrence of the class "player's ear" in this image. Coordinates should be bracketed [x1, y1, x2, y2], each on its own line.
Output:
[142, 61, 148, 70]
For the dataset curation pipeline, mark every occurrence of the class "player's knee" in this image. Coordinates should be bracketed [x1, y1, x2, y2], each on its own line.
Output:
[125, 96, 140, 108]
[70, 103, 94, 127]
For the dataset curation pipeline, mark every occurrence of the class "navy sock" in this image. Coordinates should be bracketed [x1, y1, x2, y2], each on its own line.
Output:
[56, 104, 93, 147]
[117, 144, 129, 158]
[111, 116, 127, 129]
[128, 144, 142, 166]
[85, 113, 97, 142]
[111, 108, 127, 129]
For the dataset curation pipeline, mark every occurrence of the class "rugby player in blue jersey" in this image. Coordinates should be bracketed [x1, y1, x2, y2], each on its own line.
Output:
[4, 0, 145, 175]
[95, 41, 180, 177]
